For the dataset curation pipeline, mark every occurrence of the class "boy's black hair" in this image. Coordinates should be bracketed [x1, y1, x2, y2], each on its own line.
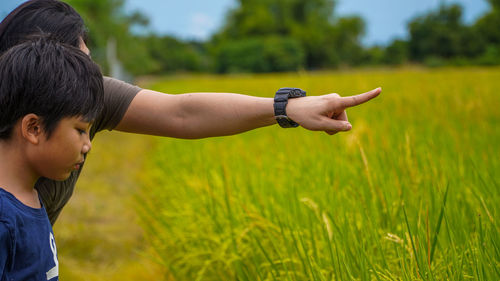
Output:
[0, 35, 104, 139]
[0, 0, 87, 54]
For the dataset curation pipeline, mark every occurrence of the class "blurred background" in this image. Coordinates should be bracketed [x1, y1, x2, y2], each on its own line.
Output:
[2, 0, 499, 79]
[1, 1, 499, 280]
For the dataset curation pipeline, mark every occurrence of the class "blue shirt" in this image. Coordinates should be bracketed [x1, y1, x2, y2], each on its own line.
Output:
[0, 188, 59, 281]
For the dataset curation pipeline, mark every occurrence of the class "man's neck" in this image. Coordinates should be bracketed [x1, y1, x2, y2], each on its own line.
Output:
[0, 141, 41, 208]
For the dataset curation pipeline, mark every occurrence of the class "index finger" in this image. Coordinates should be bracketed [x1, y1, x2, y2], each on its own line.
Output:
[340, 87, 381, 108]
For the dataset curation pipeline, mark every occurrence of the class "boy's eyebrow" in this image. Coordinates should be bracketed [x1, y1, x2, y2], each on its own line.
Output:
[77, 117, 93, 128]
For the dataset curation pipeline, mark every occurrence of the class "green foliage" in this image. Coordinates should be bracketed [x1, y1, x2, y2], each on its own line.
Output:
[213, 0, 364, 69]
[489, 0, 500, 9]
[137, 68, 500, 280]
[64, 0, 209, 76]
[475, 10, 500, 45]
[383, 40, 409, 65]
[63, 0, 151, 75]
[362, 46, 385, 65]
[219, 0, 336, 38]
[323, 16, 365, 67]
[214, 36, 304, 73]
[408, 4, 484, 61]
[142, 35, 207, 74]
[474, 2, 500, 65]
[359, 40, 409, 66]
[402, 2, 500, 66]
[477, 45, 500, 65]
[63, 0, 500, 75]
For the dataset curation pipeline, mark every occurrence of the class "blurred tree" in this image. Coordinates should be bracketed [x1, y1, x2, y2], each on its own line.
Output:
[62, 0, 498, 75]
[64, 0, 156, 76]
[142, 35, 207, 73]
[214, 36, 304, 73]
[361, 46, 385, 65]
[475, 11, 500, 45]
[326, 16, 365, 66]
[217, 0, 335, 38]
[474, 0, 500, 64]
[408, 4, 460, 60]
[407, 4, 485, 63]
[383, 40, 409, 65]
[212, 0, 365, 70]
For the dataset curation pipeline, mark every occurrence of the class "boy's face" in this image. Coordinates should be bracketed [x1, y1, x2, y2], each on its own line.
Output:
[30, 116, 92, 181]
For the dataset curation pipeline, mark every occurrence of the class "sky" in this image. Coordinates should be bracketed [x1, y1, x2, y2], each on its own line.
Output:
[0, 0, 491, 46]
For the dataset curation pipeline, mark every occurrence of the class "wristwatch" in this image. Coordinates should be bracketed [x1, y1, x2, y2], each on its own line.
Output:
[274, 87, 306, 128]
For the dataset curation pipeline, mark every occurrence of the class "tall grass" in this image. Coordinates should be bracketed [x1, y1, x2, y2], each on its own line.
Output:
[136, 67, 499, 280]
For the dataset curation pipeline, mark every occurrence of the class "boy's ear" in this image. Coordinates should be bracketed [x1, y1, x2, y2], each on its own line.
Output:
[21, 114, 43, 144]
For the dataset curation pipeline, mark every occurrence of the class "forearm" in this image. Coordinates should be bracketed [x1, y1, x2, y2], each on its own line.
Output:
[175, 92, 276, 138]
[116, 90, 277, 138]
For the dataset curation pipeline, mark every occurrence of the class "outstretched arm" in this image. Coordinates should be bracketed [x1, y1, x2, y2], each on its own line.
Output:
[114, 88, 381, 139]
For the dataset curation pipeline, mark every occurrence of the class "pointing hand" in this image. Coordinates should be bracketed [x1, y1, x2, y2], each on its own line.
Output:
[286, 87, 381, 135]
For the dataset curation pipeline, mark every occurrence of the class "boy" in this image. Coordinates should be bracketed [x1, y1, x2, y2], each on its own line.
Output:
[0, 36, 104, 280]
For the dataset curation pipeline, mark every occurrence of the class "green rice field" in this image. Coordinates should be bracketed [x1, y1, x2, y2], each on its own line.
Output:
[57, 67, 499, 280]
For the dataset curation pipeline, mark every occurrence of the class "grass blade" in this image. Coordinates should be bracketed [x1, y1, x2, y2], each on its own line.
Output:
[430, 183, 449, 263]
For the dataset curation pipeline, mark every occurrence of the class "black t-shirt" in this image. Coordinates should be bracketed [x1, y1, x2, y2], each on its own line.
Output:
[35, 77, 141, 225]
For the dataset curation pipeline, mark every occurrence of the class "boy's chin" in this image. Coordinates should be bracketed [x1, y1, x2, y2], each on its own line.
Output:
[47, 172, 72, 182]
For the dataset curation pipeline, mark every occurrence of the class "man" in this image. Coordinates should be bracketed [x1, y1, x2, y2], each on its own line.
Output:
[0, 0, 381, 225]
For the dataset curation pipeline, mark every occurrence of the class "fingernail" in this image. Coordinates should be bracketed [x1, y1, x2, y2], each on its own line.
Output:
[346, 123, 352, 130]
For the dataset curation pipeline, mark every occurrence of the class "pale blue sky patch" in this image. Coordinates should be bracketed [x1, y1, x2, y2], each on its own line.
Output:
[124, 0, 236, 40]
[188, 12, 217, 40]
[336, 0, 490, 45]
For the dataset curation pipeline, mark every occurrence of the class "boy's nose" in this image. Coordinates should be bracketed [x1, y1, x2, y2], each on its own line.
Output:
[82, 137, 92, 154]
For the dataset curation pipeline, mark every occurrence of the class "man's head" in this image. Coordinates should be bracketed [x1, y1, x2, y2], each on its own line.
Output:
[0, 0, 86, 54]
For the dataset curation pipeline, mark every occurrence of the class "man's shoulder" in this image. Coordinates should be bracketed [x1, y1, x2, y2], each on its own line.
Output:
[103, 76, 142, 96]
[91, 77, 142, 135]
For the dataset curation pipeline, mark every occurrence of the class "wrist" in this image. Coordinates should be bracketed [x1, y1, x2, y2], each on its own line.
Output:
[273, 87, 306, 128]
[285, 98, 300, 123]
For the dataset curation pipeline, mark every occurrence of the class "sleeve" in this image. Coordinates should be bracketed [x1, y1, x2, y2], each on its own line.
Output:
[0, 222, 11, 276]
[90, 77, 142, 137]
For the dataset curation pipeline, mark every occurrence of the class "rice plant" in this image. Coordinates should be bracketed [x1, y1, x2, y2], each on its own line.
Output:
[136, 67, 500, 280]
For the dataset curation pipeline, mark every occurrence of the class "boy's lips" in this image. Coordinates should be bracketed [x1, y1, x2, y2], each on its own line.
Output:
[74, 160, 84, 170]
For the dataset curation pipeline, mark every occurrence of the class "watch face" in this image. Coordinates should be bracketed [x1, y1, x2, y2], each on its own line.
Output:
[275, 115, 289, 121]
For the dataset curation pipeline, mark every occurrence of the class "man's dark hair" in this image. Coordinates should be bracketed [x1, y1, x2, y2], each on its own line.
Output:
[0, 0, 86, 54]
[0, 35, 104, 139]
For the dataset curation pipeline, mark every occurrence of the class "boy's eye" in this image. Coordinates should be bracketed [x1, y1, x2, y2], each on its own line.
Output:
[77, 129, 87, 135]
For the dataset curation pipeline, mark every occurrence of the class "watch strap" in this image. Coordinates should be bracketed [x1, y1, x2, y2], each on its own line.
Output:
[274, 88, 306, 128]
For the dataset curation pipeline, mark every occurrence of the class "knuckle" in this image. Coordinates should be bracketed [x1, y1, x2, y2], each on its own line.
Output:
[326, 96, 340, 108]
